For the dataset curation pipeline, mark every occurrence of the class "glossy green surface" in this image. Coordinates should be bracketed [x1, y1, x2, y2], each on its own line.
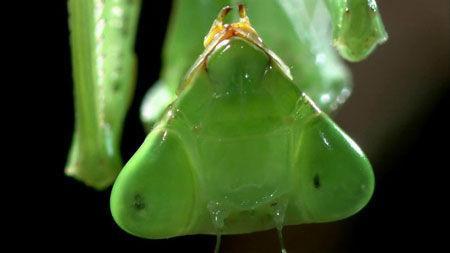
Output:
[325, 0, 388, 61]
[111, 37, 374, 238]
[65, 0, 141, 189]
[140, 0, 387, 127]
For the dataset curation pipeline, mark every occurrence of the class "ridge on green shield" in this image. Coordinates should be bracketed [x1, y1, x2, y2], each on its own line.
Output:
[111, 6, 374, 238]
[65, 0, 141, 190]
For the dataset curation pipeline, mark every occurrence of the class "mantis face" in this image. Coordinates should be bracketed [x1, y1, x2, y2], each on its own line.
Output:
[110, 5, 374, 239]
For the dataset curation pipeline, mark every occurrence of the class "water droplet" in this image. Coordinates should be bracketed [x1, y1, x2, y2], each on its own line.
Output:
[214, 233, 222, 253]
[368, 0, 378, 12]
[162, 130, 168, 141]
[272, 199, 288, 253]
[208, 201, 227, 253]
[277, 227, 287, 253]
[208, 201, 227, 230]
[167, 109, 176, 120]
[320, 131, 331, 149]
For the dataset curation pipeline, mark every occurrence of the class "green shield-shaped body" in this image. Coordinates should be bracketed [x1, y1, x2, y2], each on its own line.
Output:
[111, 12, 374, 238]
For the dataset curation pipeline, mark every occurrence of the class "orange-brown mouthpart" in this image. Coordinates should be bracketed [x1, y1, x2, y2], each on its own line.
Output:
[203, 4, 258, 48]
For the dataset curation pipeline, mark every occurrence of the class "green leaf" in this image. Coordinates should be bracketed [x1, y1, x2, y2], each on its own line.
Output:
[65, 0, 141, 190]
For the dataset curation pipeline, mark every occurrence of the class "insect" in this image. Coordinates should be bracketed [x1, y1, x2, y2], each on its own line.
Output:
[110, 5, 374, 247]
[65, 0, 386, 191]
[65, 0, 141, 189]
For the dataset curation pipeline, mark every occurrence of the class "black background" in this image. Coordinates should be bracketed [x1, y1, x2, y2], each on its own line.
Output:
[24, 0, 450, 252]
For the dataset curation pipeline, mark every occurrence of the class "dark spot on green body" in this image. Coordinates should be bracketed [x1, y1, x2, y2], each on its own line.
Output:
[133, 194, 145, 210]
[112, 82, 120, 92]
[313, 174, 321, 189]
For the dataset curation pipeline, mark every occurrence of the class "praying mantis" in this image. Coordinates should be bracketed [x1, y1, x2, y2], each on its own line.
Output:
[111, 4, 375, 239]
[65, 0, 387, 250]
